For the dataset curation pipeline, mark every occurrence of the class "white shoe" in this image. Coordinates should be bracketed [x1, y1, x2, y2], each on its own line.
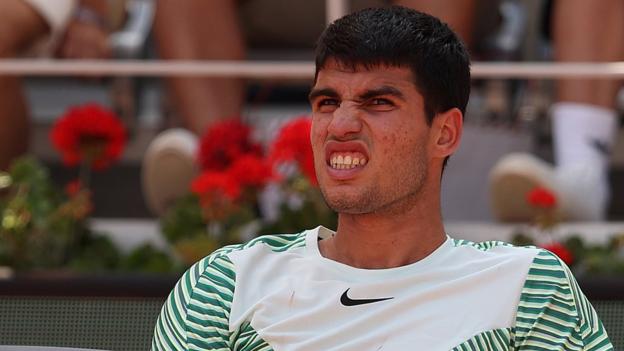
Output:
[488, 153, 608, 222]
[142, 128, 199, 216]
[555, 163, 608, 221]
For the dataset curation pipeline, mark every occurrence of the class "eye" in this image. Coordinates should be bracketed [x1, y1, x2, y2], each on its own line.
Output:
[370, 98, 392, 105]
[319, 98, 339, 106]
[367, 98, 395, 111]
[315, 98, 340, 112]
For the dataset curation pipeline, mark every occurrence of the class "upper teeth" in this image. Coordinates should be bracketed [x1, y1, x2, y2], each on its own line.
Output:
[330, 153, 367, 169]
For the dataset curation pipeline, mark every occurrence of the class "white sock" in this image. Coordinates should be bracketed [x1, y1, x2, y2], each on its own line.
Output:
[551, 102, 617, 171]
[551, 102, 618, 220]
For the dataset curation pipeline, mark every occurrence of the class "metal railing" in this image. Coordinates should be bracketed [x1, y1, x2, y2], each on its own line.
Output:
[2, 59, 624, 79]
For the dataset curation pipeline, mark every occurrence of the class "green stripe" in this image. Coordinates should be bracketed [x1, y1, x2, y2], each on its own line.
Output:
[152, 232, 307, 350]
[512, 249, 613, 350]
[452, 328, 512, 351]
[450, 241, 613, 351]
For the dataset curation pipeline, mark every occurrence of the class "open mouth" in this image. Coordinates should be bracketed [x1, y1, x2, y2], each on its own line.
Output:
[325, 141, 369, 172]
[329, 152, 367, 169]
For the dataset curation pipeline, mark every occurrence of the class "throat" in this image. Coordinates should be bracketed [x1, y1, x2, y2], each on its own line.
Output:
[318, 228, 446, 270]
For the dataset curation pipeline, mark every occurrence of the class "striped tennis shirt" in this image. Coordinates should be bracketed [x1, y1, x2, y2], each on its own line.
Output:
[152, 226, 613, 350]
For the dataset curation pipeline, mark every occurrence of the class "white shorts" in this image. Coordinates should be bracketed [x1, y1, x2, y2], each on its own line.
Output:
[23, 0, 76, 35]
[21, 0, 76, 53]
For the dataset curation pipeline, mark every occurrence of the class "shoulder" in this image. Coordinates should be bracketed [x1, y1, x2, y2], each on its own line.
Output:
[449, 241, 612, 349]
[151, 245, 240, 350]
[185, 231, 308, 279]
[516, 248, 579, 326]
[236, 231, 309, 253]
[450, 241, 576, 317]
[151, 231, 308, 350]
[187, 231, 309, 293]
[451, 238, 542, 264]
[451, 239, 566, 275]
[521, 248, 577, 304]
[190, 230, 309, 286]
[453, 237, 528, 251]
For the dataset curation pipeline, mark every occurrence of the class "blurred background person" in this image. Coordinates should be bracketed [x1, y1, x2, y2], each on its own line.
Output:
[142, 0, 246, 215]
[397, 0, 476, 50]
[0, 0, 73, 171]
[490, 0, 622, 222]
[549, 0, 622, 220]
[0, 0, 113, 171]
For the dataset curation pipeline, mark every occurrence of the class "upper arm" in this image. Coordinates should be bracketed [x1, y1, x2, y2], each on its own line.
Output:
[513, 249, 613, 350]
[152, 254, 237, 351]
[567, 265, 612, 350]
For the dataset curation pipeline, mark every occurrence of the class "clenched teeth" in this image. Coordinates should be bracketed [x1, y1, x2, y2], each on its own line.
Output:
[330, 153, 367, 169]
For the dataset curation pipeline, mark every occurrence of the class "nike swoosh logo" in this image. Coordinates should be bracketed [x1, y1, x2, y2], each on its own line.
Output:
[340, 288, 394, 306]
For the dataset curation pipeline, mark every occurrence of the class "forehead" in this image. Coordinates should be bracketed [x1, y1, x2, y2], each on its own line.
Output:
[313, 60, 418, 96]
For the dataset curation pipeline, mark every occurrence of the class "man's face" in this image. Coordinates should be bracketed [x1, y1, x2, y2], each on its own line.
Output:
[309, 60, 432, 214]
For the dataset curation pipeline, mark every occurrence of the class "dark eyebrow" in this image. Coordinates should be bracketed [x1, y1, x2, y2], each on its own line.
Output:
[358, 86, 406, 102]
[308, 85, 406, 103]
[308, 88, 339, 102]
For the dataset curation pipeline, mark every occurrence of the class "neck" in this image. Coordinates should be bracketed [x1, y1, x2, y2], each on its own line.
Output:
[319, 187, 446, 269]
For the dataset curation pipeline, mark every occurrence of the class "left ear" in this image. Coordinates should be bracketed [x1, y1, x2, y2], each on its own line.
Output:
[429, 107, 463, 158]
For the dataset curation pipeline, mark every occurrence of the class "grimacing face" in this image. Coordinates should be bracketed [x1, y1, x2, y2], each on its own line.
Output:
[309, 60, 433, 215]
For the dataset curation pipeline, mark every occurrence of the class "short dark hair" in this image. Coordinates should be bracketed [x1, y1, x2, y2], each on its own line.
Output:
[314, 6, 471, 125]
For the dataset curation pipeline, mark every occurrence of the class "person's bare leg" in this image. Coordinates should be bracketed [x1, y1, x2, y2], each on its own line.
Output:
[153, 0, 245, 136]
[144, 0, 245, 214]
[551, 0, 624, 220]
[395, 0, 475, 47]
[553, 0, 624, 107]
[0, 0, 49, 170]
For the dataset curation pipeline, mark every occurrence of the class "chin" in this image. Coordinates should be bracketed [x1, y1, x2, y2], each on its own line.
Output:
[322, 189, 371, 214]
[327, 201, 370, 214]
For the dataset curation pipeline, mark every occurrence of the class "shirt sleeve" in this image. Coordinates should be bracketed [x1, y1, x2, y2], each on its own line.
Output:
[513, 249, 613, 350]
[151, 251, 237, 351]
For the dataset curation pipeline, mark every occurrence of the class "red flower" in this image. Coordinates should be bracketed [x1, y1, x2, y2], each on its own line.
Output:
[542, 242, 574, 266]
[191, 171, 241, 201]
[198, 119, 263, 171]
[526, 187, 557, 209]
[191, 156, 272, 204]
[50, 103, 126, 170]
[269, 116, 317, 185]
[228, 155, 274, 188]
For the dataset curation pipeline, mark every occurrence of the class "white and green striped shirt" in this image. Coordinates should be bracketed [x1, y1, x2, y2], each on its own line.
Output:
[152, 226, 613, 350]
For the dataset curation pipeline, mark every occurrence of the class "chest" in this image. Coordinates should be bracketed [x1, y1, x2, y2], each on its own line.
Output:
[229, 266, 521, 350]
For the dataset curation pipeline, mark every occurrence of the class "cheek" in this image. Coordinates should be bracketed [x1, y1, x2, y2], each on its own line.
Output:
[379, 120, 412, 148]
[377, 124, 427, 163]
[310, 122, 321, 140]
[310, 115, 327, 139]
[310, 118, 327, 158]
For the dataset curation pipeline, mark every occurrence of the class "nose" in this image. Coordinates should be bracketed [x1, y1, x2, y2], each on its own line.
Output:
[327, 102, 362, 139]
